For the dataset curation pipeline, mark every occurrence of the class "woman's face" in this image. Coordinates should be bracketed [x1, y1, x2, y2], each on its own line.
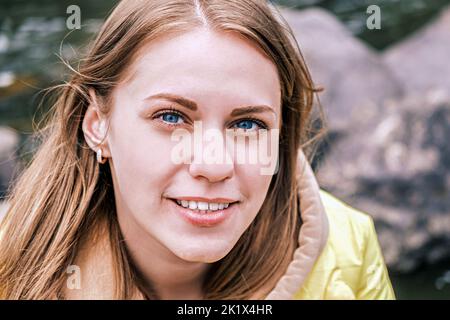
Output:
[104, 28, 281, 263]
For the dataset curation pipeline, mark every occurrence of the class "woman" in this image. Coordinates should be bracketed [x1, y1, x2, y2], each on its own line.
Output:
[0, 0, 395, 299]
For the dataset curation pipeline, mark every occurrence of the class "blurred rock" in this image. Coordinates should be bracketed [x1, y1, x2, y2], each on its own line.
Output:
[0, 201, 9, 223]
[279, 7, 404, 131]
[277, 5, 450, 273]
[383, 5, 450, 95]
[0, 126, 20, 199]
[316, 91, 450, 272]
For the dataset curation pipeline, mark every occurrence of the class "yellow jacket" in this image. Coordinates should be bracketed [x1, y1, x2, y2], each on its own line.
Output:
[293, 190, 396, 299]
[264, 151, 395, 300]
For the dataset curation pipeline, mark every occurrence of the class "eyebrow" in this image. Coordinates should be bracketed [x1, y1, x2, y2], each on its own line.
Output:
[144, 93, 277, 118]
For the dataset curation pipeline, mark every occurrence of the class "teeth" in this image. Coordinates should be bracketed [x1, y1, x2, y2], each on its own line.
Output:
[175, 199, 234, 211]
[188, 201, 197, 210]
[198, 202, 208, 210]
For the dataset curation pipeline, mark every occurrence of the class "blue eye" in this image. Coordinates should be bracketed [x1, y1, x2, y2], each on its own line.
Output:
[162, 112, 181, 123]
[233, 119, 265, 131]
[152, 107, 189, 128]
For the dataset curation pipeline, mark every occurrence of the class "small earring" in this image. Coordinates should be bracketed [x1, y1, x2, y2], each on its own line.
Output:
[96, 148, 107, 164]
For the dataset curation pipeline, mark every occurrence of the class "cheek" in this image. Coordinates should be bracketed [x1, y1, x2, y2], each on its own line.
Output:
[107, 112, 176, 209]
[237, 164, 273, 215]
[231, 135, 277, 208]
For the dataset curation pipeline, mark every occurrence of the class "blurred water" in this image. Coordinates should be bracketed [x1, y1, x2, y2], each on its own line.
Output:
[0, 0, 118, 130]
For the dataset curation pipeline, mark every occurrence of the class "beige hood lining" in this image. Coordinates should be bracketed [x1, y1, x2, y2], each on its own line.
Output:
[265, 150, 329, 299]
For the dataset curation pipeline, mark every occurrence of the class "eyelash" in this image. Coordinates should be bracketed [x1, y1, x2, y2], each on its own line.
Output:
[152, 106, 269, 130]
[152, 107, 187, 127]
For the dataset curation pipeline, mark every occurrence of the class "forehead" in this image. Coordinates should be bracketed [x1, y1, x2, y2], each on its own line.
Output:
[122, 28, 281, 110]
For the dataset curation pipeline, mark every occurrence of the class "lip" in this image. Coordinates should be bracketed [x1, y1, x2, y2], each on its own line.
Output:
[168, 198, 237, 227]
[170, 196, 239, 203]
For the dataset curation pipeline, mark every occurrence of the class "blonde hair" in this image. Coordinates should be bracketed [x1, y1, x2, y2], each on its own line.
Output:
[0, 0, 324, 299]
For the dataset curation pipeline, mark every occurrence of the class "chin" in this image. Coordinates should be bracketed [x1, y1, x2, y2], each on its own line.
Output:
[172, 240, 235, 263]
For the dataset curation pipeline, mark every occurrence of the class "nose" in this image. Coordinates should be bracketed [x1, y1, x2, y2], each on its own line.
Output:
[189, 160, 234, 183]
[188, 136, 234, 183]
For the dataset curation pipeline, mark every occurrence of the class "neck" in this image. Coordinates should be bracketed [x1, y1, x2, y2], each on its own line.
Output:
[118, 214, 210, 300]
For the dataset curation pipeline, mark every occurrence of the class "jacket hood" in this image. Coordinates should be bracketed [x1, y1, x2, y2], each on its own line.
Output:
[265, 150, 329, 299]
[64, 149, 329, 300]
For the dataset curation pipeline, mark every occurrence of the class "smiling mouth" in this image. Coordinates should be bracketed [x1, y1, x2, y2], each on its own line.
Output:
[169, 198, 239, 213]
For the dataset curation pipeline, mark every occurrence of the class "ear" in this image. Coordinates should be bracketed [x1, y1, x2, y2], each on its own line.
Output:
[82, 89, 111, 158]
